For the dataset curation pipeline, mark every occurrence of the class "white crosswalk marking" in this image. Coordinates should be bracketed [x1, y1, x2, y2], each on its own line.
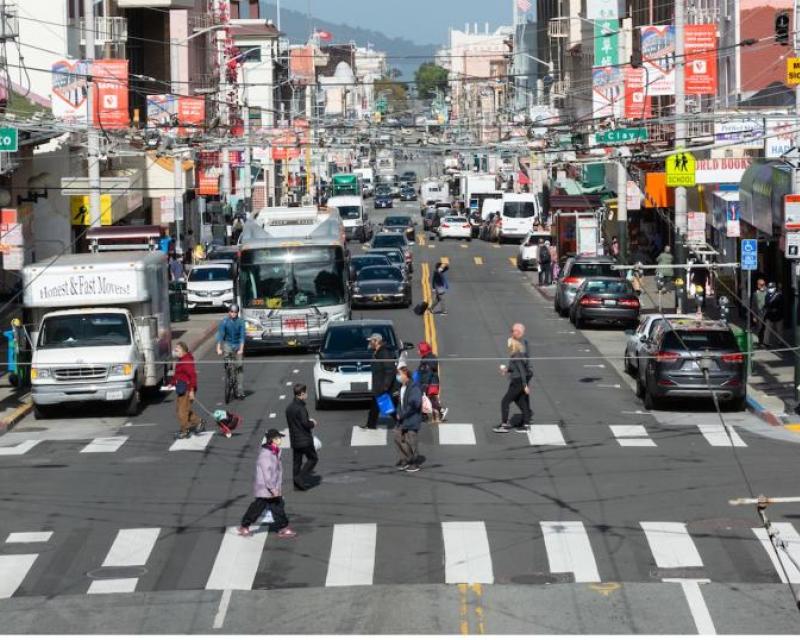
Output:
[325, 524, 377, 587]
[5, 532, 52, 543]
[541, 521, 600, 583]
[610, 424, 656, 447]
[206, 527, 268, 591]
[0, 440, 41, 456]
[442, 521, 494, 584]
[101, 528, 160, 567]
[350, 426, 387, 446]
[696, 423, 747, 447]
[753, 523, 800, 584]
[169, 432, 214, 451]
[0, 554, 37, 598]
[437, 423, 476, 445]
[527, 424, 566, 446]
[87, 578, 139, 595]
[641, 522, 703, 568]
[81, 436, 129, 453]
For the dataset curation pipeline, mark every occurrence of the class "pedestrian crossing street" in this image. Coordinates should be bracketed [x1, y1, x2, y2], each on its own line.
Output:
[1, 519, 798, 598]
[0, 422, 757, 457]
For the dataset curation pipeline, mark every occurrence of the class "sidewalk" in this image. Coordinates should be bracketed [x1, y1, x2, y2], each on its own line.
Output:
[0, 313, 219, 435]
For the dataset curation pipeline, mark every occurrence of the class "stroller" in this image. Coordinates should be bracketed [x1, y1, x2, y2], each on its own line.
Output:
[191, 396, 242, 438]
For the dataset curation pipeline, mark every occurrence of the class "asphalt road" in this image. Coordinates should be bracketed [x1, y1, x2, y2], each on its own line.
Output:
[1, 176, 800, 633]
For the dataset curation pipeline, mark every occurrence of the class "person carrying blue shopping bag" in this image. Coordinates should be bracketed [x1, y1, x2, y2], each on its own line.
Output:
[361, 332, 397, 430]
[428, 262, 449, 315]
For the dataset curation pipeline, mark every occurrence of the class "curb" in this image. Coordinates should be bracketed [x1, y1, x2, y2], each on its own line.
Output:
[746, 393, 784, 427]
[0, 399, 32, 436]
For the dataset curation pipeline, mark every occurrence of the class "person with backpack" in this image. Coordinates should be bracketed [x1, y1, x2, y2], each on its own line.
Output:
[428, 261, 450, 315]
[538, 240, 552, 285]
[394, 365, 423, 472]
[417, 341, 448, 422]
[493, 337, 533, 433]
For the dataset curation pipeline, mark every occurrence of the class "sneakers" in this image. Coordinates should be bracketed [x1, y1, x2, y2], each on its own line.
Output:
[514, 425, 530, 433]
[405, 465, 420, 473]
[440, 407, 449, 421]
[237, 526, 252, 537]
[176, 431, 190, 439]
[493, 424, 511, 433]
[395, 460, 409, 470]
[277, 528, 298, 539]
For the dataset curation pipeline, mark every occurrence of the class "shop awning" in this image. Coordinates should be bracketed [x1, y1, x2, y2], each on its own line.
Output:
[738, 160, 788, 235]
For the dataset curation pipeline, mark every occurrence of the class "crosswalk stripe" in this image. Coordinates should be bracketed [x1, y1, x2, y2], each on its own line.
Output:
[753, 523, 800, 584]
[350, 426, 388, 446]
[0, 440, 41, 456]
[541, 521, 600, 583]
[81, 436, 129, 453]
[641, 522, 703, 568]
[5, 531, 52, 543]
[325, 524, 377, 587]
[527, 424, 566, 446]
[0, 554, 37, 598]
[438, 423, 476, 445]
[697, 424, 747, 447]
[442, 521, 494, 584]
[102, 528, 160, 567]
[87, 578, 139, 595]
[474, 256, 484, 265]
[206, 526, 268, 591]
[169, 432, 214, 451]
[610, 425, 656, 447]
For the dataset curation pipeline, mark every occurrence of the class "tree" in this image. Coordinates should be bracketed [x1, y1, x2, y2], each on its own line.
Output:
[415, 63, 449, 100]
[374, 76, 407, 114]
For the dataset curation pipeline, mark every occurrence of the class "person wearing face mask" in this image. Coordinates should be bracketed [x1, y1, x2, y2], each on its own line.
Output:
[394, 365, 423, 472]
[171, 341, 203, 439]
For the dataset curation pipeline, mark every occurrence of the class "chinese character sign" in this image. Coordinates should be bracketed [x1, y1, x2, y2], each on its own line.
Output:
[594, 20, 619, 67]
[587, 0, 619, 20]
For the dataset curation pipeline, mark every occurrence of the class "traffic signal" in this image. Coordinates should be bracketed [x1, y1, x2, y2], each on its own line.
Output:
[775, 10, 790, 45]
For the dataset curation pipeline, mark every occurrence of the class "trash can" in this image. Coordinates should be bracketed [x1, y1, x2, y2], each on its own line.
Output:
[169, 281, 189, 323]
[731, 326, 751, 369]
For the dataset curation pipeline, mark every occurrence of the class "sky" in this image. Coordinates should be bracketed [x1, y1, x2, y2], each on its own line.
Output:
[274, 0, 514, 45]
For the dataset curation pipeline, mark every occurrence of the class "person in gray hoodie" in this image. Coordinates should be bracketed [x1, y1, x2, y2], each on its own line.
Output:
[237, 429, 297, 538]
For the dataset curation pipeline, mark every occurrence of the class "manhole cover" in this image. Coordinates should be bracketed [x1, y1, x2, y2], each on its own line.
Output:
[86, 566, 147, 579]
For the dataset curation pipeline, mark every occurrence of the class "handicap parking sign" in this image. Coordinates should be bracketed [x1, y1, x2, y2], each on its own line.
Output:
[741, 239, 757, 271]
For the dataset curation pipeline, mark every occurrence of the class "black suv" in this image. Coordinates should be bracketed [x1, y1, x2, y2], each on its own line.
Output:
[636, 318, 745, 411]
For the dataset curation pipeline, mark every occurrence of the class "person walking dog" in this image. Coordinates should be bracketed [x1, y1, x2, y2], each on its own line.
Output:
[171, 341, 203, 439]
[286, 383, 319, 491]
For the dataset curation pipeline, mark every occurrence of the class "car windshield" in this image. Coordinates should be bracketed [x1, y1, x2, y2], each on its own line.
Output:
[323, 325, 397, 354]
[38, 313, 131, 349]
[352, 256, 390, 272]
[583, 279, 633, 294]
[372, 235, 406, 249]
[503, 201, 536, 218]
[189, 267, 232, 282]
[371, 249, 404, 265]
[662, 330, 738, 351]
[444, 217, 467, 223]
[376, 187, 392, 195]
[385, 217, 411, 226]
[569, 262, 616, 277]
[358, 266, 402, 282]
[336, 205, 362, 220]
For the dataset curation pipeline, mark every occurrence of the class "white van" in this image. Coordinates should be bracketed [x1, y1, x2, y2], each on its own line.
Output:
[480, 197, 503, 222]
[421, 180, 447, 205]
[326, 195, 372, 242]
[497, 193, 540, 241]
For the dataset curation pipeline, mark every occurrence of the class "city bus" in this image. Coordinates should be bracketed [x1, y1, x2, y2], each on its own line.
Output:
[237, 207, 349, 349]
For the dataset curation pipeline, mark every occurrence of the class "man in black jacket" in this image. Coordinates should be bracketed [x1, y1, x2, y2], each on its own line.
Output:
[286, 383, 318, 490]
[363, 332, 396, 430]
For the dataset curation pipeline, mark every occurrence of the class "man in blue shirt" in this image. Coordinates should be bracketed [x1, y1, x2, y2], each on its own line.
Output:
[216, 303, 246, 399]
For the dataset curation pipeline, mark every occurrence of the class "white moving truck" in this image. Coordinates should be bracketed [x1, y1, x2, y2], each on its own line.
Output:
[22, 251, 171, 419]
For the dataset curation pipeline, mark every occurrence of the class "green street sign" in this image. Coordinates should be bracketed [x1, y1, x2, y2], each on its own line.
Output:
[594, 19, 619, 67]
[0, 127, 18, 152]
[596, 128, 648, 144]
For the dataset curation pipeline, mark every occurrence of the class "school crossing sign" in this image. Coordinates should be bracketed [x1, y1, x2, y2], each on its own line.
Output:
[665, 151, 696, 187]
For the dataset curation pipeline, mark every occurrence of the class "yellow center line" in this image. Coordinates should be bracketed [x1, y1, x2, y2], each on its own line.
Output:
[474, 256, 484, 265]
[420, 262, 439, 361]
[417, 233, 426, 246]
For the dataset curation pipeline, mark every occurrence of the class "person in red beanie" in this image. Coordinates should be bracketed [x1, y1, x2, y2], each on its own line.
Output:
[171, 341, 203, 438]
[416, 341, 447, 422]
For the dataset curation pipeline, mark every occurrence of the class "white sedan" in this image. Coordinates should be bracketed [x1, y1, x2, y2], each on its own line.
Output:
[438, 216, 472, 241]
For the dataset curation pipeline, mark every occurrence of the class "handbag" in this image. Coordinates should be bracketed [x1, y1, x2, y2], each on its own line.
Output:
[376, 392, 396, 416]
[175, 380, 188, 396]
[427, 383, 440, 396]
[421, 394, 433, 415]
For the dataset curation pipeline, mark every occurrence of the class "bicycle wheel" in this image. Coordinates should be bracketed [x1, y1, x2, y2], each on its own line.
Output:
[224, 361, 234, 404]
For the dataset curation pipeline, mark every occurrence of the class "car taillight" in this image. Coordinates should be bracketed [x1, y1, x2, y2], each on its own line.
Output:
[722, 353, 744, 363]
[563, 277, 582, 286]
[619, 298, 640, 308]
[580, 296, 603, 306]
[656, 351, 681, 363]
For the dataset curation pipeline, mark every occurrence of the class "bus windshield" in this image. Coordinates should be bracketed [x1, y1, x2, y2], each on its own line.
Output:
[239, 246, 346, 309]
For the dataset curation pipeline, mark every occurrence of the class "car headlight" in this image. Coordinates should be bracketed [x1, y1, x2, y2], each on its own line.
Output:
[406, 227, 413, 233]
[31, 368, 51, 380]
[110, 363, 133, 376]
[321, 363, 337, 372]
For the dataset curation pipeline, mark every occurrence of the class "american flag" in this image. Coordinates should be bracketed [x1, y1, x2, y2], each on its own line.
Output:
[516, 0, 532, 13]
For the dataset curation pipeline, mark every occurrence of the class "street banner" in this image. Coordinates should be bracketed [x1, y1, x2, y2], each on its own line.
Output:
[714, 119, 764, 149]
[592, 66, 623, 118]
[641, 25, 676, 95]
[726, 201, 740, 238]
[694, 157, 751, 184]
[51, 59, 90, 123]
[594, 20, 619, 67]
[147, 95, 205, 136]
[623, 66, 652, 119]
[765, 117, 794, 157]
[93, 59, 129, 129]
[684, 24, 717, 95]
[587, 0, 618, 20]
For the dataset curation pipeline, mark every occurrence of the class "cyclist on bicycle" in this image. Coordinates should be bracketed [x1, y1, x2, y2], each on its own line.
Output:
[216, 303, 246, 400]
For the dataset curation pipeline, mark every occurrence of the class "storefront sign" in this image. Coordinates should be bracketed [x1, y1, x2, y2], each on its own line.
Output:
[594, 20, 619, 67]
[623, 66, 652, 118]
[641, 25, 676, 96]
[694, 157, 751, 184]
[784, 194, 800, 230]
[765, 118, 794, 158]
[787, 57, 800, 86]
[714, 119, 764, 149]
[684, 25, 717, 95]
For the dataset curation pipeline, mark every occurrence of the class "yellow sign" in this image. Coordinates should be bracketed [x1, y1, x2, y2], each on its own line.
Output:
[70, 195, 113, 226]
[665, 151, 696, 187]
[788, 57, 800, 86]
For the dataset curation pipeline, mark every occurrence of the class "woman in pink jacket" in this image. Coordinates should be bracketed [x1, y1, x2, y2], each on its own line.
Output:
[237, 429, 297, 538]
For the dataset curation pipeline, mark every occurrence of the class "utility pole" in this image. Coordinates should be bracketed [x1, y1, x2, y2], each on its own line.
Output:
[169, 35, 185, 252]
[673, 0, 688, 312]
[84, 0, 102, 228]
[243, 102, 252, 209]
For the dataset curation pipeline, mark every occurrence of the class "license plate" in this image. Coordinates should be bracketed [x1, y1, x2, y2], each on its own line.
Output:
[351, 382, 369, 392]
[283, 317, 306, 330]
[604, 299, 617, 306]
[374, 295, 384, 301]
[106, 390, 124, 401]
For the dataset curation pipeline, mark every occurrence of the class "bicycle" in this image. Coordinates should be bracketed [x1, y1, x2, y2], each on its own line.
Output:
[223, 351, 237, 404]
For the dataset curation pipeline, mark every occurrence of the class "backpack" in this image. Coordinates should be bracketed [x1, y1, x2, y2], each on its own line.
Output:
[421, 394, 433, 415]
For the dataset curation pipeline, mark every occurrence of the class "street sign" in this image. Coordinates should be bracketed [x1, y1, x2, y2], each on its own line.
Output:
[0, 127, 18, 152]
[786, 232, 800, 258]
[741, 239, 758, 270]
[784, 194, 800, 230]
[665, 151, 696, 187]
[595, 128, 648, 144]
[787, 57, 800, 86]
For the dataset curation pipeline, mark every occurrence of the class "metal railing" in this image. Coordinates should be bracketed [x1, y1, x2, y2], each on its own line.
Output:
[548, 17, 569, 38]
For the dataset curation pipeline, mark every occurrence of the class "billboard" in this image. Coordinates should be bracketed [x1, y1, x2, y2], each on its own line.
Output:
[52, 59, 128, 128]
[623, 66, 652, 119]
[684, 24, 717, 95]
[592, 66, 623, 118]
[51, 59, 91, 123]
[641, 25, 675, 95]
[290, 46, 316, 84]
[146, 95, 205, 136]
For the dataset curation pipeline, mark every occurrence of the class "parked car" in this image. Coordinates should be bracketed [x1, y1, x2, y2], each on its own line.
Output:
[313, 320, 412, 409]
[422, 206, 438, 231]
[438, 215, 472, 241]
[369, 232, 413, 272]
[400, 185, 418, 201]
[635, 318, 746, 411]
[516, 231, 554, 271]
[428, 207, 451, 238]
[624, 314, 694, 376]
[568, 277, 640, 329]
[186, 261, 236, 310]
[554, 256, 618, 316]
[349, 253, 392, 284]
[351, 265, 412, 308]
[374, 185, 393, 209]
[382, 215, 416, 242]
